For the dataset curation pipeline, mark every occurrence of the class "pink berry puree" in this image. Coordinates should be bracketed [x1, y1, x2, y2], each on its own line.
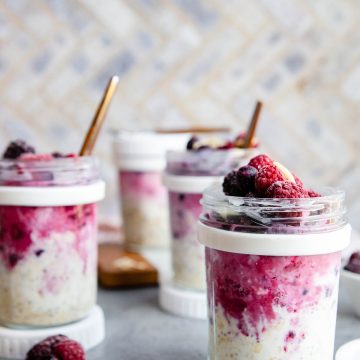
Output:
[206, 248, 340, 359]
[169, 192, 205, 290]
[119, 171, 170, 249]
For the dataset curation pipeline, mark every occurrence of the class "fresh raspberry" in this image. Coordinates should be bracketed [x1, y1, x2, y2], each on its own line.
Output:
[26, 335, 68, 360]
[265, 181, 307, 198]
[223, 170, 240, 196]
[53, 339, 85, 360]
[236, 165, 257, 195]
[345, 252, 360, 274]
[307, 189, 321, 197]
[255, 164, 284, 195]
[248, 154, 274, 171]
[293, 173, 303, 187]
[3, 140, 35, 159]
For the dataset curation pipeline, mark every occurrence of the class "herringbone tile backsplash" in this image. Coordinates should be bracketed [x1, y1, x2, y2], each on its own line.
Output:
[0, 0, 359, 229]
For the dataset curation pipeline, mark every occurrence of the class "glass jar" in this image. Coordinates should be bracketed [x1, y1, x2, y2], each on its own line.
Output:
[199, 185, 351, 359]
[112, 130, 188, 250]
[0, 156, 105, 327]
[164, 149, 256, 291]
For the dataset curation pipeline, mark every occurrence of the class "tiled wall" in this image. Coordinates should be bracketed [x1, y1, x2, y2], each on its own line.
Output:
[0, 0, 359, 229]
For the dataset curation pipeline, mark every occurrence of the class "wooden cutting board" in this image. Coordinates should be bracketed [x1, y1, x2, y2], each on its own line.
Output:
[98, 243, 158, 288]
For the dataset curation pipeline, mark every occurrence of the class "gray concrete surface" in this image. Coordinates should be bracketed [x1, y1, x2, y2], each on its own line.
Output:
[88, 283, 360, 359]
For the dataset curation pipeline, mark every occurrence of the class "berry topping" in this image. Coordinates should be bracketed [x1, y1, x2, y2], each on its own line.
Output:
[307, 189, 321, 198]
[255, 164, 285, 195]
[26, 335, 68, 360]
[186, 136, 199, 150]
[235, 165, 258, 195]
[248, 154, 274, 171]
[223, 166, 258, 196]
[265, 181, 307, 198]
[293, 173, 303, 187]
[53, 340, 85, 360]
[223, 170, 240, 196]
[273, 161, 296, 183]
[26, 335, 84, 360]
[3, 140, 35, 160]
[345, 252, 360, 274]
[19, 153, 54, 161]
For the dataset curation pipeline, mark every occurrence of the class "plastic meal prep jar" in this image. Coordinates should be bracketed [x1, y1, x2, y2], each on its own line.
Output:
[112, 130, 188, 251]
[198, 185, 351, 360]
[0, 156, 105, 328]
[163, 149, 255, 291]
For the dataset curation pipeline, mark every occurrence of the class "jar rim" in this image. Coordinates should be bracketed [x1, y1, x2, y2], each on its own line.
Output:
[200, 184, 347, 234]
[0, 156, 100, 187]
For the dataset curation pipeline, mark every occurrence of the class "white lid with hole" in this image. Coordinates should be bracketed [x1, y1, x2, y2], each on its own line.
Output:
[198, 222, 351, 256]
[163, 174, 222, 194]
[113, 131, 189, 171]
[0, 181, 105, 206]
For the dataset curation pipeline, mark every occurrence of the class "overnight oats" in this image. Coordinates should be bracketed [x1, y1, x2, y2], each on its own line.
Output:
[164, 134, 257, 291]
[198, 154, 351, 359]
[113, 130, 188, 250]
[0, 140, 105, 327]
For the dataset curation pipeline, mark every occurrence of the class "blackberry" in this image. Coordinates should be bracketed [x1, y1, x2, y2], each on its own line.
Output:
[236, 165, 257, 196]
[3, 140, 35, 159]
[223, 170, 240, 196]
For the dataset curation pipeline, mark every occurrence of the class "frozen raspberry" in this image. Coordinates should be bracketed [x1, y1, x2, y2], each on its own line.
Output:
[345, 252, 360, 274]
[53, 339, 85, 360]
[265, 181, 307, 198]
[248, 154, 274, 171]
[255, 164, 284, 195]
[307, 189, 321, 197]
[3, 140, 35, 160]
[236, 165, 258, 195]
[223, 170, 240, 196]
[293, 173, 303, 187]
[26, 335, 68, 360]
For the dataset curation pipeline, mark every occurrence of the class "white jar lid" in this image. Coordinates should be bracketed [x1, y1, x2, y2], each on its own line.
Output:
[113, 131, 189, 171]
[0, 180, 105, 206]
[336, 339, 360, 360]
[163, 174, 222, 194]
[0, 305, 105, 359]
[198, 221, 352, 256]
[159, 280, 207, 320]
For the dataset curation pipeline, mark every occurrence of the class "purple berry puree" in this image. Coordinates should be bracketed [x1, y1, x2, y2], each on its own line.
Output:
[169, 192, 202, 240]
[206, 248, 340, 351]
[0, 204, 96, 270]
